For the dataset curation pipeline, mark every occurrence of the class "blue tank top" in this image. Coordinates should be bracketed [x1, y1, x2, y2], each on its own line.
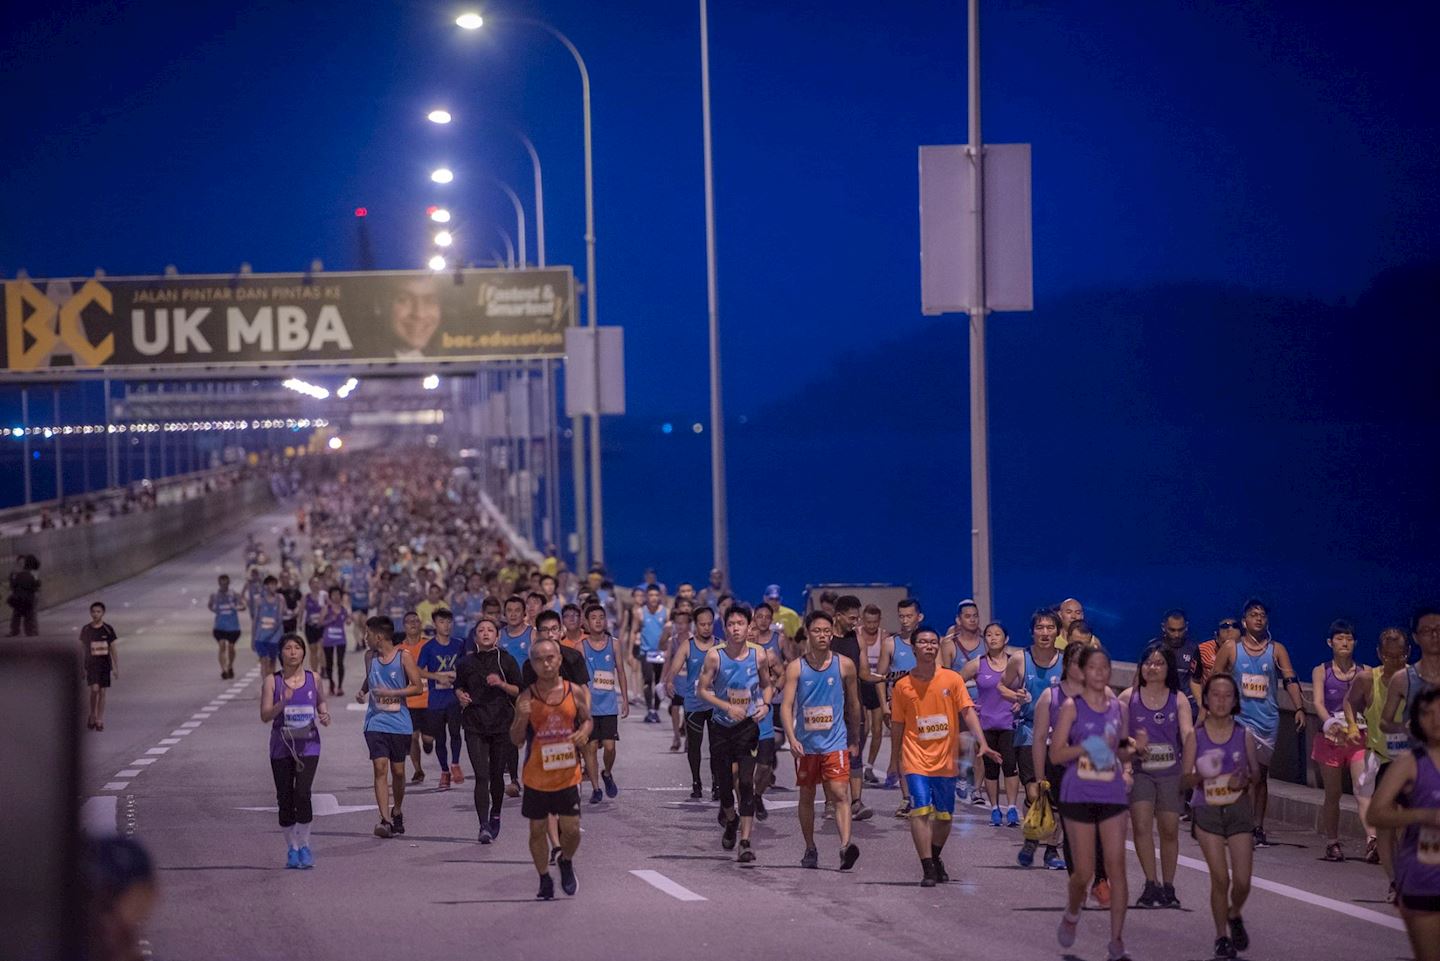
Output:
[457, 594, 487, 642]
[253, 595, 283, 645]
[711, 646, 761, 728]
[682, 637, 711, 712]
[212, 590, 241, 632]
[951, 636, 983, 696]
[364, 649, 414, 734]
[385, 589, 410, 631]
[640, 607, 666, 656]
[1233, 641, 1280, 739]
[888, 635, 918, 680]
[348, 568, 370, 606]
[1016, 648, 1063, 745]
[583, 636, 621, 716]
[502, 625, 533, 664]
[750, 644, 775, 739]
[794, 654, 848, 754]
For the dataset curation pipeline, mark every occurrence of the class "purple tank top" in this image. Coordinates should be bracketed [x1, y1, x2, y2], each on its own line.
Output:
[1046, 682, 1078, 744]
[1060, 694, 1126, 805]
[1396, 750, 1440, 899]
[1193, 720, 1248, 808]
[269, 670, 322, 759]
[1129, 688, 1181, 775]
[975, 655, 1015, 730]
[1322, 663, 1354, 716]
[321, 605, 348, 647]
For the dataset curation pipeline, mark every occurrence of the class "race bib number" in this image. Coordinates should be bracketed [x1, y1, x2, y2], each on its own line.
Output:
[1240, 672, 1269, 699]
[726, 688, 752, 713]
[803, 705, 835, 732]
[645, 651, 667, 665]
[325, 625, 345, 643]
[374, 693, 403, 712]
[89, 641, 109, 656]
[1141, 742, 1176, 772]
[1203, 776, 1242, 807]
[1385, 731, 1410, 755]
[916, 714, 949, 742]
[1077, 755, 1117, 782]
[283, 705, 316, 735]
[540, 741, 577, 771]
[1418, 827, 1440, 866]
[592, 669, 617, 693]
[260, 617, 276, 631]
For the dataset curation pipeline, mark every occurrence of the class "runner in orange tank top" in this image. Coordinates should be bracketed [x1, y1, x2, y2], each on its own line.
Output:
[511, 638, 593, 900]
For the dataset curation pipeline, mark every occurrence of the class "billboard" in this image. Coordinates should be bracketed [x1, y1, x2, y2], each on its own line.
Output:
[2, 267, 574, 375]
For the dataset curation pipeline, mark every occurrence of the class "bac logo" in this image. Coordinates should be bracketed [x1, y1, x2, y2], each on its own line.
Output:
[5, 279, 116, 370]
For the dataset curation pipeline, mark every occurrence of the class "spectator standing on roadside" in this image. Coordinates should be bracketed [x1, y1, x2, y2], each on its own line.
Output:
[7, 554, 41, 637]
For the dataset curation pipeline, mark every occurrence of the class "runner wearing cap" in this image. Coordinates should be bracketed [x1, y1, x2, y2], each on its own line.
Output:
[763, 585, 802, 642]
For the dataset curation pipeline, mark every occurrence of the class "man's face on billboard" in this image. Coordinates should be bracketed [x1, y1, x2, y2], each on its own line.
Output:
[389, 278, 442, 350]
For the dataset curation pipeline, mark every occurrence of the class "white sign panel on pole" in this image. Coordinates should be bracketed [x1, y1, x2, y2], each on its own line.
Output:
[919, 143, 1033, 314]
[563, 327, 626, 417]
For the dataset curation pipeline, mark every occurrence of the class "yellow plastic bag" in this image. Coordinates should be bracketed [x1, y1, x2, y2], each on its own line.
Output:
[1022, 783, 1056, 841]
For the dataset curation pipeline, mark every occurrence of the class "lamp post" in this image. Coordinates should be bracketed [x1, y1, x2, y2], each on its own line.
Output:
[458, 11, 604, 568]
[698, 0, 728, 582]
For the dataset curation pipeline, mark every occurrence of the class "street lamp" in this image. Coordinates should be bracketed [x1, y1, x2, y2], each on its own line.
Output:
[427, 109, 452, 124]
[429, 207, 451, 223]
[428, 254, 447, 271]
[699, 0, 728, 580]
[458, 13, 604, 568]
[430, 167, 454, 184]
[434, 230, 453, 247]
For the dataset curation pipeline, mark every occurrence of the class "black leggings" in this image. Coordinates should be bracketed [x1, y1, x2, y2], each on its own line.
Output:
[642, 660, 664, 711]
[684, 709, 723, 788]
[431, 701, 462, 766]
[982, 728, 1018, 779]
[270, 755, 319, 827]
[322, 646, 346, 687]
[464, 729, 509, 824]
[711, 719, 758, 817]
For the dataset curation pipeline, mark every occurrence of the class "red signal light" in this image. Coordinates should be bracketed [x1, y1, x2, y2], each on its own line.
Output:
[354, 207, 368, 217]
[426, 205, 438, 215]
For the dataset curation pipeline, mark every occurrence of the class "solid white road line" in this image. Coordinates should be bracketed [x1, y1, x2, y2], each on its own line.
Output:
[1125, 841, 1403, 932]
[82, 796, 118, 835]
[630, 870, 708, 902]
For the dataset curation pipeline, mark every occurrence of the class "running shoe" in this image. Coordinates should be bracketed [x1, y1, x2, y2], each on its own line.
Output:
[990, 807, 1003, 827]
[920, 858, 938, 888]
[603, 772, 618, 798]
[711, 784, 721, 802]
[839, 843, 860, 871]
[1251, 827, 1271, 848]
[390, 809, 405, 836]
[894, 800, 912, 818]
[670, 736, 682, 752]
[851, 800, 874, 821]
[589, 787, 603, 805]
[487, 815, 501, 839]
[882, 772, 899, 790]
[1386, 882, 1398, 904]
[690, 783, 704, 800]
[801, 847, 819, 869]
[1136, 879, 1163, 908]
[410, 769, 426, 784]
[1107, 938, 1130, 960]
[506, 781, 521, 798]
[297, 846, 313, 869]
[286, 848, 301, 869]
[1091, 878, 1111, 909]
[374, 820, 394, 839]
[863, 767, 881, 785]
[932, 855, 949, 883]
[1323, 841, 1345, 862]
[1213, 935, 1237, 959]
[737, 840, 756, 863]
[423, 739, 434, 755]
[1056, 912, 1078, 948]
[823, 801, 836, 820]
[1364, 836, 1380, 864]
[722, 816, 739, 850]
[450, 764, 464, 785]
[1016, 839, 1037, 868]
[1161, 882, 1180, 908]
[971, 789, 990, 807]
[1005, 805, 1020, 827]
[1228, 916, 1249, 952]
[438, 772, 451, 791]
[754, 796, 769, 821]
[536, 873, 555, 900]
[1044, 847, 1066, 871]
[477, 826, 493, 845]
[557, 857, 578, 895]
[550, 845, 562, 865]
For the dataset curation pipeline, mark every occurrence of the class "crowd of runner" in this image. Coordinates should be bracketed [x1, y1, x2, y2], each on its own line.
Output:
[92, 448, 1435, 961]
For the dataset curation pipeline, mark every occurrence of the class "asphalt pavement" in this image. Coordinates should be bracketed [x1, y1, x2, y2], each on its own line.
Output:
[63, 515, 1411, 961]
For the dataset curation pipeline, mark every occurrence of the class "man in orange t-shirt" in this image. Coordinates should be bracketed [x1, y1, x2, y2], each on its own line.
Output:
[890, 625, 999, 888]
[398, 612, 434, 784]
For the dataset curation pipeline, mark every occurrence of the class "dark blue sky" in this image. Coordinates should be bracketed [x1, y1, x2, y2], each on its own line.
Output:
[4, 0, 1437, 418]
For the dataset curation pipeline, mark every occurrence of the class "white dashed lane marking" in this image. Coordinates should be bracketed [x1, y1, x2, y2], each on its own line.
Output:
[630, 870, 707, 902]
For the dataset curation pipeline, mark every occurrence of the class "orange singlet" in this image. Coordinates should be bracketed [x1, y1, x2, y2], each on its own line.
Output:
[522, 681, 583, 792]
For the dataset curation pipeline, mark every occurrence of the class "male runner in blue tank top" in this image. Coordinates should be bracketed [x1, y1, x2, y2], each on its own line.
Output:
[583, 603, 629, 804]
[637, 586, 668, 723]
[1211, 599, 1305, 847]
[781, 610, 863, 870]
[209, 574, 245, 680]
[663, 605, 723, 799]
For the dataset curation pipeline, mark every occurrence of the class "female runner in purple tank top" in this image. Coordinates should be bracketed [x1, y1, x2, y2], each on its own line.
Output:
[1370, 687, 1440, 961]
[1183, 673, 1260, 960]
[260, 634, 331, 869]
[1309, 620, 1366, 862]
[1128, 641, 1194, 909]
[959, 622, 1027, 827]
[1050, 647, 1143, 961]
